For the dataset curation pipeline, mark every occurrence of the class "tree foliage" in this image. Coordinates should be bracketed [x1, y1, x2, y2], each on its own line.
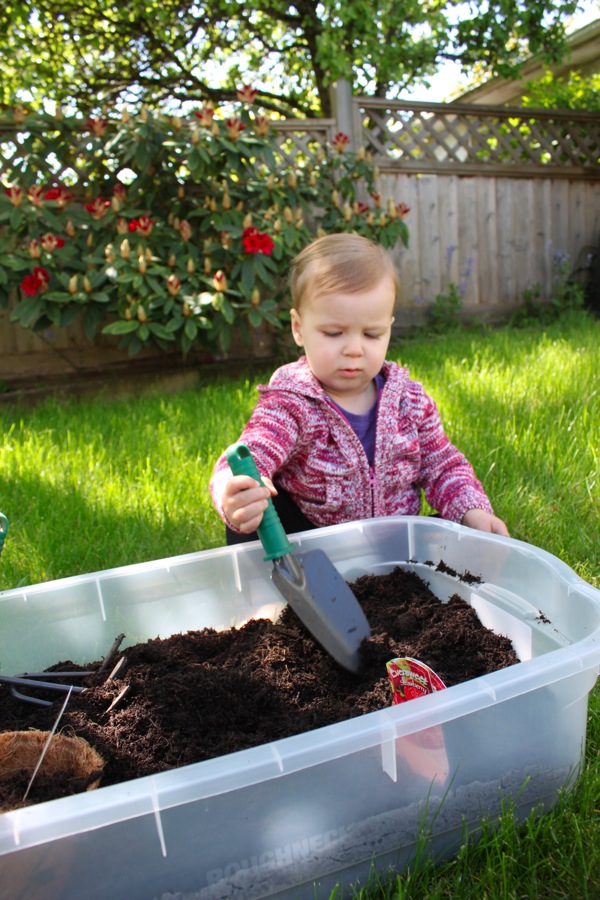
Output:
[0, 0, 581, 116]
[522, 69, 600, 110]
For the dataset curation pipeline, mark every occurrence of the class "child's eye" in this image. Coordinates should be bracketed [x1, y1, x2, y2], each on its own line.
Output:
[365, 332, 381, 339]
[323, 330, 342, 337]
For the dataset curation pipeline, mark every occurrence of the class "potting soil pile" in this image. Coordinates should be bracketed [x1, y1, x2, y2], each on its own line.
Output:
[0, 565, 519, 811]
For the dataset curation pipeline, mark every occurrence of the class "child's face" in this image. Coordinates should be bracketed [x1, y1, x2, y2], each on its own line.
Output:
[290, 275, 395, 406]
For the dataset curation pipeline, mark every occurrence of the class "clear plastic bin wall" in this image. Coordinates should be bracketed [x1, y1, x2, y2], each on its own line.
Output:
[0, 517, 599, 900]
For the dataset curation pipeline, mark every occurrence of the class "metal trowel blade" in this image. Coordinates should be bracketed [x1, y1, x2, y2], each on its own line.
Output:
[271, 548, 371, 673]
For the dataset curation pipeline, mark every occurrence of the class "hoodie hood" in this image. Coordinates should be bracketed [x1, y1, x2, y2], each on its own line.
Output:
[261, 356, 411, 403]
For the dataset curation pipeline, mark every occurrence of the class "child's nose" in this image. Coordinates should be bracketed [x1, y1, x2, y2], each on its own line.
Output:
[344, 333, 363, 355]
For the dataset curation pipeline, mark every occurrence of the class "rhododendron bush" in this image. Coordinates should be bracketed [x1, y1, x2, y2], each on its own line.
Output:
[0, 94, 409, 357]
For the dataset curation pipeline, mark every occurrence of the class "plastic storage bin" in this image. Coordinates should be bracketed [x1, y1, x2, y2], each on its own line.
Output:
[0, 517, 599, 899]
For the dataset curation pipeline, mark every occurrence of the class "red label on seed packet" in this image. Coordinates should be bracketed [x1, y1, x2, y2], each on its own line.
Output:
[386, 657, 446, 704]
[386, 658, 449, 785]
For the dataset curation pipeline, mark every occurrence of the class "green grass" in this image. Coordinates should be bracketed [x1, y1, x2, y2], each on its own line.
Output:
[1, 310, 599, 898]
[0, 366, 270, 585]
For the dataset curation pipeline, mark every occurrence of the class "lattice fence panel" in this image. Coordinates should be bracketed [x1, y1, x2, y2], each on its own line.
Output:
[356, 100, 600, 177]
[271, 119, 337, 166]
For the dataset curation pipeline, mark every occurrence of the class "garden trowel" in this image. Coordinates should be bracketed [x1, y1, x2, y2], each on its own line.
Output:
[225, 443, 371, 672]
[0, 513, 8, 559]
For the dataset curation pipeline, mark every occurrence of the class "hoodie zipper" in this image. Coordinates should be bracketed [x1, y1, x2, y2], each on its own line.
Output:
[369, 466, 378, 517]
[325, 395, 381, 517]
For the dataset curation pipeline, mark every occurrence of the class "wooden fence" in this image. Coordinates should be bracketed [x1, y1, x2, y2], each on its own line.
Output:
[2, 91, 600, 382]
[377, 171, 600, 326]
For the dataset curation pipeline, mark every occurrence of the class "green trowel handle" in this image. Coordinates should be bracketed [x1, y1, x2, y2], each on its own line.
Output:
[225, 443, 294, 561]
[0, 513, 8, 555]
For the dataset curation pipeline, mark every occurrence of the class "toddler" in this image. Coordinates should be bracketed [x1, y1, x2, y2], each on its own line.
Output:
[210, 233, 509, 541]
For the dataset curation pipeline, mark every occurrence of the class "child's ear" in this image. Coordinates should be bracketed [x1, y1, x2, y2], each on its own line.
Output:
[290, 308, 303, 347]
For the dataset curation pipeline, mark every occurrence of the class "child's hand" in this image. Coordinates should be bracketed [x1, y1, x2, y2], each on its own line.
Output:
[461, 508, 510, 537]
[222, 474, 277, 534]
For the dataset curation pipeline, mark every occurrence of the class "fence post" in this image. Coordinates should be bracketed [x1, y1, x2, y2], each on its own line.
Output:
[329, 78, 361, 148]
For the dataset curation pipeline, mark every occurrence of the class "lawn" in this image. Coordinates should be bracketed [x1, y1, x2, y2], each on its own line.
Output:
[0, 310, 599, 898]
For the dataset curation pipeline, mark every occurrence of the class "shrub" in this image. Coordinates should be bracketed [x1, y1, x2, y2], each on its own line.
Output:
[0, 97, 409, 357]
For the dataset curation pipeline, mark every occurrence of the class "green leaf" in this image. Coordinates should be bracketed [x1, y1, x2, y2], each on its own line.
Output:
[146, 275, 165, 295]
[10, 295, 43, 327]
[9, 207, 23, 230]
[181, 331, 193, 355]
[148, 322, 175, 341]
[60, 305, 82, 327]
[91, 291, 111, 303]
[127, 335, 143, 356]
[220, 297, 235, 325]
[134, 143, 150, 170]
[102, 319, 140, 335]
[83, 305, 103, 339]
[184, 318, 198, 340]
[241, 257, 256, 292]
[248, 308, 262, 327]
[218, 324, 232, 353]
[261, 309, 283, 328]
[43, 290, 72, 302]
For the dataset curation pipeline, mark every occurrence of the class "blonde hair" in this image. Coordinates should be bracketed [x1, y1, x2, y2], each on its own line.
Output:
[290, 233, 399, 310]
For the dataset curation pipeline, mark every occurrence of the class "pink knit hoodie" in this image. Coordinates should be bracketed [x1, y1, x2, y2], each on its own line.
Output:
[210, 356, 493, 529]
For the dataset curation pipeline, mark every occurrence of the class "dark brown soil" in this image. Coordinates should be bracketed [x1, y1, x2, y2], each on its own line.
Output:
[0, 566, 518, 811]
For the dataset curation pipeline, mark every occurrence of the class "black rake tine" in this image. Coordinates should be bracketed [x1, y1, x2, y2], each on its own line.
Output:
[0, 674, 87, 706]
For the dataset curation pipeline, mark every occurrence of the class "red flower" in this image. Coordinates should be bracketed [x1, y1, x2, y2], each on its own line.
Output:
[112, 183, 127, 202]
[34, 266, 50, 286]
[396, 202, 411, 219]
[45, 186, 72, 206]
[213, 270, 227, 291]
[194, 105, 215, 127]
[40, 233, 65, 252]
[87, 116, 108, 137]
[5, 186, 23, 206]
[178, 220, 192, 242]
[128, 215, 155, 237]
[226, 117, 246, 140]
[20, 266, 50, 296]
[254, 115, 270, 137]
[331, 131, 351, 154]
[137, 215, 155, 236]
[21, 274, 40, 296]
[236, 84, 258, 106]
[166, 274, 181, 296]
[27, 185, 45, 207]
[242, 227, 274, 256]
[86, 198, 110, 219]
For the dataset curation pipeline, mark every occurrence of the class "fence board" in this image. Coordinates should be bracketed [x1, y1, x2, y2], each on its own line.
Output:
[455, 177, 479, 308]
[415, 175, 440, 308]
[379, 173, 600, 325]
[392, 174, 421, 323]
[437, 174, 459, 291]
